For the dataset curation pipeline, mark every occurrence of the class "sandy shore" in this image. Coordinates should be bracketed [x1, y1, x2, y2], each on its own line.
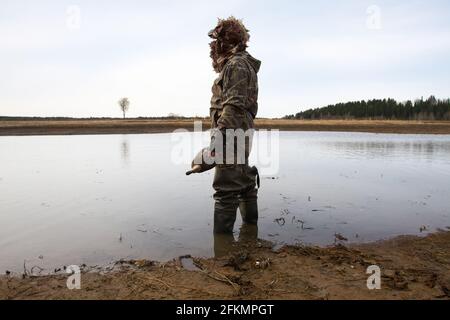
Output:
[1, 231, 449, 300]
[1, 119, 450, 135]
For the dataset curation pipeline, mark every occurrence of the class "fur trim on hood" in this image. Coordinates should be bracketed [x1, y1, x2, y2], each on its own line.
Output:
[209, 16, 250, 73]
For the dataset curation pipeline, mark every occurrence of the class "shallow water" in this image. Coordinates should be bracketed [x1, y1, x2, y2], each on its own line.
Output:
[1, 131, 449, 273]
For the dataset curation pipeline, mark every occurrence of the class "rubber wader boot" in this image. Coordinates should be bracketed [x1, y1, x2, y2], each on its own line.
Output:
[238, 166, 259, 225]
[239, 198, 258, 225]
[214, 200, 239, 234]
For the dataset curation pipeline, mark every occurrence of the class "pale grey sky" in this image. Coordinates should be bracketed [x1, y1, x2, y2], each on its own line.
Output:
[1, 0, 450, 118]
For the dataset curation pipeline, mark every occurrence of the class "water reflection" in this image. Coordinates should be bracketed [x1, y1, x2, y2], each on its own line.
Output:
[214, 224, 259, 258]
[121, 138, 130, 165]
[1, 132, 450, 272]
[322, 140, 450, 161]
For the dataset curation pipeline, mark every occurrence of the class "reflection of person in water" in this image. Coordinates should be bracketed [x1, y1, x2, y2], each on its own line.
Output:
[214, 223, 258, 258]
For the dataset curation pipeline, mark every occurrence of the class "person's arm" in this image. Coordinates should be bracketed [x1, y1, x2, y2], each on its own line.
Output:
[210, 61, 250, 156]
[217, 61, 250, 130]
[187, 59, 251, 173]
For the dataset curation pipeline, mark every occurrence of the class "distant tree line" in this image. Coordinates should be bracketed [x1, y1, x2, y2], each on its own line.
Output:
[0, 116, 207, 121]
[285, 96, 450, 120]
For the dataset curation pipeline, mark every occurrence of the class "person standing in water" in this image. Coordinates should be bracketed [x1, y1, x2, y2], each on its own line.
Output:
[188, 17, 261, 242]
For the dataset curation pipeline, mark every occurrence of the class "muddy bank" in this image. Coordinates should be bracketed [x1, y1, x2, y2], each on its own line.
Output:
[1, 231, 449, 300]
[1, 119, 450, 135]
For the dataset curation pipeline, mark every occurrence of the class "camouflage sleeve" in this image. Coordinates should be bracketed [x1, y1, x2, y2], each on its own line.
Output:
[217, 61, 249, 130]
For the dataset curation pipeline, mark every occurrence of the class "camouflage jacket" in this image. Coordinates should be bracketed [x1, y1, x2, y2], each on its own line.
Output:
[210, 51, 261, 131]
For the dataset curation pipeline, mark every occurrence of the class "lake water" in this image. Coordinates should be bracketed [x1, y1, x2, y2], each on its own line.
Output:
[1, 131, 450, 273]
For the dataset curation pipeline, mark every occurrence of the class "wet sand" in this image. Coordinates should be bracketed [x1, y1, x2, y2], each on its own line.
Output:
[1, 119, 450, 135]
[1, 231, 449, 300]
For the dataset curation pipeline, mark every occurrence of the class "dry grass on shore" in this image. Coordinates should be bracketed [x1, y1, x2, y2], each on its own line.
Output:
[1, 118, 450, 135]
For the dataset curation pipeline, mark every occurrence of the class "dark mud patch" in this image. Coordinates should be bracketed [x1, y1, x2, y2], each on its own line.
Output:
[1, 231, 449, 300]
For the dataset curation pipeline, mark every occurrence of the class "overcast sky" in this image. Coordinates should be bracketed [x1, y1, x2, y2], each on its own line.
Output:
[1, 0, 450, 118]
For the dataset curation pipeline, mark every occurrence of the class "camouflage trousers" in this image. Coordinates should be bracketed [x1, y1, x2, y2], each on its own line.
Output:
[212, 164, 259, 233]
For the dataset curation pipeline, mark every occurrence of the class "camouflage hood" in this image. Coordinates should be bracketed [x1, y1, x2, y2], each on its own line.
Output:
[240, 51, 261, 74]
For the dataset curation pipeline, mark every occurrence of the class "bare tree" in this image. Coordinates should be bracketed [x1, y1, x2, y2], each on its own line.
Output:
[118, 97, 130, 119]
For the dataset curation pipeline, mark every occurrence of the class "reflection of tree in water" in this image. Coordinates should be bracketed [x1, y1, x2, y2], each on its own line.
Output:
[324, 140, 450, 160]
[121, 139, 130, 165]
